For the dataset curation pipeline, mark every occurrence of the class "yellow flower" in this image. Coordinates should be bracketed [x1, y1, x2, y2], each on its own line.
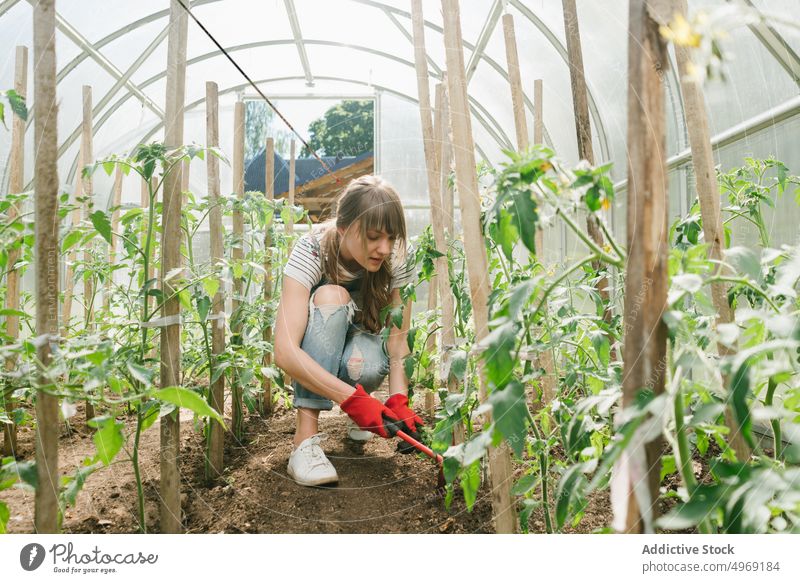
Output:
[540, 161, 554, 172]
[660, 13, 701, 48]
[601, 198, 611, 211]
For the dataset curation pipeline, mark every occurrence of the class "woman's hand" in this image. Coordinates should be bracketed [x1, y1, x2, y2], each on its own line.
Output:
[340, 385, 403, 438]
[384, 393, 425, 434]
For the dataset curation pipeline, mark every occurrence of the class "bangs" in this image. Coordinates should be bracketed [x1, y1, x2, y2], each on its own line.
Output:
[358, 191, 406, 239]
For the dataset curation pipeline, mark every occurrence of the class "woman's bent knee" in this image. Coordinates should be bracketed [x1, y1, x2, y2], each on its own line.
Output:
[312, 284, 351, 306]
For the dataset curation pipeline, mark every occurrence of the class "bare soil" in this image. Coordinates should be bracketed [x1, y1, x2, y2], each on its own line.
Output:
[2, 388, 615, 534]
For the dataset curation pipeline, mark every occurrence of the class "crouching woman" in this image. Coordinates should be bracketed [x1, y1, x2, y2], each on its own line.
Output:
[274, 175, 425, 486]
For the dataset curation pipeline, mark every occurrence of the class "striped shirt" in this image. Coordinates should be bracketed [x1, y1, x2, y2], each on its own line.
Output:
[283, 229, 415, 314]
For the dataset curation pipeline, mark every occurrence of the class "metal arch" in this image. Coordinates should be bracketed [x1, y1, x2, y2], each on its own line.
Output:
[58, 39, 514, 177]
[465, 0, 503, 83]
[284, 0, 314, 86]
[738, 0, 800, 87]
[505, 0, 610, 162]
[21, 0, 163, 119]
[378, 2, 555, 149]
[64, 73, 498, 185]
[24, 0, 597, 156]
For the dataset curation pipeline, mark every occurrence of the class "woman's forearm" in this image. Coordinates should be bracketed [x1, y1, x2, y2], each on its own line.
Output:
[276, 344, 356, 404]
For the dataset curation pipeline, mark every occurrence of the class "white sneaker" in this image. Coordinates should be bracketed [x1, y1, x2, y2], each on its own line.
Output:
[346, 420, 374, 442]
[287, 433, 338, 486]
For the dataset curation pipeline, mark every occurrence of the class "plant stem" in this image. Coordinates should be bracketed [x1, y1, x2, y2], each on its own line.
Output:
[765, 376, 782, 460]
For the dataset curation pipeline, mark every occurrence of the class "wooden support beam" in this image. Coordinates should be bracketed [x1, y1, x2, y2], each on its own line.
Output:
[411, 0, 443, 420]
[286, 139, 296, 236]
[283, 139, 296, 390]
[104, 166, 124, 314]
[502, 12, 555, 406]
[672, 0, 750, 461]
[3, 45, 27, 458]
[33, 0, 59, 534]
[620, 0, 669, 534]
[61, 144, 82, 336]
[534, 79, 543, 145]
[261, 137, 275, 417]
[159, 0, 188, 534]
[441, 0, 516, 534]
[206, 81, 226, 479]
[231, 99, 245, 441]
[562, 0, 615, 347]
[434, 83, 462, 442]
[81, 85, 96, 424]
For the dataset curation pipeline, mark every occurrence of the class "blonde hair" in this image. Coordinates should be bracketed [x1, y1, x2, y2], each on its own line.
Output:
[319, 175, 407, 332]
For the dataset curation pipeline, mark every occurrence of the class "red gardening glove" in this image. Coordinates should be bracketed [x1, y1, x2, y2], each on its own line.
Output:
[384, 393, 425, 435]
[340, 384, 402, 439]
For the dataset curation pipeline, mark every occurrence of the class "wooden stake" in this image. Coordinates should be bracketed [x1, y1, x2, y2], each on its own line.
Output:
[441, 0, 516, 534]
[502, 12, 555, 406]
[534, 79, 543, 145]
[411, 0, 443, 420]
[434, 83, 462, 441]
[104, 166, 124, 314]
[672, 0, 750, 461]
[206, 81, 226, 479]
[159, 0, 188, 534]
[287, 139, 296, 236]
[620, 0, 669, 533]
[3, 45, 27, 458]
[33, 0, 60, 534]
[61, 144, 82, 336]
[231, 99, 245, 440]
[562, 0, 616, 351]
[261, 137, 275, 417]
[81, 85, 96, 424]
[282, 139, 296, 391]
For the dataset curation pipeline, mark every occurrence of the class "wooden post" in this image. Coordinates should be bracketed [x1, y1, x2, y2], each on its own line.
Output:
[672, 0, 750, 461]
[411, 0, 443, 419]
[534, 79, 543, 145]
[159, 0, 188, 534]
[562, 0, 614, 329]
[287, 139, 296, 237]
[502, 12, 556, 406]
[104, 166, 124, 314]
[3, 45, 27, 458]
[438, 74, 455, 239]
[441, 0, 516, 534]
[33, 0, 60, 534]
[434, 83, 463, 442]
[81, 85, 96, 424]
[282, 139, 296, 391]
[205, 81, 226, 479]
[231, 99, 245, 441]
[61, 145, 82, 336]
[261, 137, 276, 416]
[620, 0, 669, 533]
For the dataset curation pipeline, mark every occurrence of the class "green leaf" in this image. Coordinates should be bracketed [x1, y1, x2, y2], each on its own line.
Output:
[62, 229, 84, 253]
[460, 459, 481, 510]
[725, 246, 761, 283]
[488, 379, 529, 457]
[139, 400, 161, 433]
[202, 277, 220, 299]
[154, 386, 225, 428]
[0, 500, 8, 534]
[0, 308, 27, 318]
[89, 416, 124, 466]
[127, 361, 154, 387]
[589, 330, 610, 368]
[730, 362, 754, 449]
[90, 210, 113, 245]
[511, 472, 540, 496]
[555, 463, 586, 529]
[196, 294, 211, 323]
[6, 89, 27, 121]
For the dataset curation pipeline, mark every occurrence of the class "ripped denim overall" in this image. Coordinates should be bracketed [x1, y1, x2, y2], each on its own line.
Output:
[292, 285, 391, 410]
